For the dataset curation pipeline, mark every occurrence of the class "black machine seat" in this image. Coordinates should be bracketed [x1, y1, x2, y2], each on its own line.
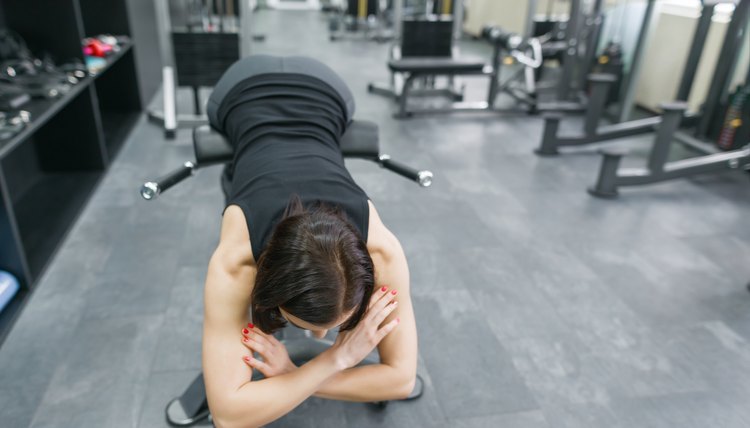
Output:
[338, 120, 380, 159]
[193, 120, 381, 167]
[193, 125, 234, 166]
[388, 58, 487, 75]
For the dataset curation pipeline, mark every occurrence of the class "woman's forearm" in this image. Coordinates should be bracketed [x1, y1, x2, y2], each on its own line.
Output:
[313, 363, 415, 402]
[215, 350, 343, 428]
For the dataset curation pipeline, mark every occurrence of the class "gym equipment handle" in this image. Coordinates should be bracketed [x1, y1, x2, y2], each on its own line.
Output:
[378, 155, 433, 187]
[141, 162, 196, 201]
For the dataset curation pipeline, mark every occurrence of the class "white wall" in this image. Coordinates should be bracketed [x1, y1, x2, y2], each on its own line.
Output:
[634, 2, 748, 112]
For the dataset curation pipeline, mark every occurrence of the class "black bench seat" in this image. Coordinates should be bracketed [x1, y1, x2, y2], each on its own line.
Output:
[388, 58, 487, 74]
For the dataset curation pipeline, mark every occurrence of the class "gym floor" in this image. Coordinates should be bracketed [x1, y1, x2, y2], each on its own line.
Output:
[2, 9, 750, 428]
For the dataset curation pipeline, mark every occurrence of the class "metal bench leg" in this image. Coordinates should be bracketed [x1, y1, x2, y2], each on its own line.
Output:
[584, 74, 617, 136]
[646, 103, 688, 174]
[394, 74, 416, 119]
[535, 113, 564, 156]
[588, 150, 626, 198]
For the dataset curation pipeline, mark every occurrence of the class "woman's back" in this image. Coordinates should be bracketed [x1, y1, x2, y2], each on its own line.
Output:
[218, 73, 370, 260]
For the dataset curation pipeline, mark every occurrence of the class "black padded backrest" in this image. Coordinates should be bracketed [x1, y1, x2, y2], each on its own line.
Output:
[340, 120, 380, 159]
[193, 125, 233, 166]
[173, 32, 240, 87]
[401, 18, 454, 58]
[193, 120, 380, 165]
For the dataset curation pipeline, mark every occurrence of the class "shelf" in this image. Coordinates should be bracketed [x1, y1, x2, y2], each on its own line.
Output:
[91, 45, 141, 160]
[0, 287, 29, 345]
[0, 80, 92, 160]
[100, 111, 141, 158]
[0, 0, 142, 348]
[14, 171, 102, 279]
[88, 42, 134, 81]
[0, 42, 136, 161]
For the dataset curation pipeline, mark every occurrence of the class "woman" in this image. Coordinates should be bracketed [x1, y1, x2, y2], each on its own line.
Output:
[201, 55, 418, 428]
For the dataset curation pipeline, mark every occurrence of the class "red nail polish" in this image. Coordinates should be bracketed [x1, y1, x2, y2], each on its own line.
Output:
[247, 323, 254, 329]
[243, 338, 249, 343]
[381, 286, 387, 292]
[391, 290, 398, 295]
[243, 356, 250, 361]
[242, 328, 249, 334]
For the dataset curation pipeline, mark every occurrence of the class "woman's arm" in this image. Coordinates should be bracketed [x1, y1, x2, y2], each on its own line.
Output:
[204, 206, 401, 426]
[313, 203, 418, 401]
[203, 207, 343, 427]
[203, 244, 347, 428]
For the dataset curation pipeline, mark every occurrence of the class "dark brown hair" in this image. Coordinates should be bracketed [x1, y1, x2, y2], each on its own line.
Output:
[251, 195, 374, 333]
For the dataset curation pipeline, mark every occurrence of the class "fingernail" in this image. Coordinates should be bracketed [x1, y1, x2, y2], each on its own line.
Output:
[242, 328, 249, 334]
[391, 290, 398, 295]
[243, 338, 249, 343]
[243, 356, 251, 361]
[247, 323, 254, 329]
[381, 286, 388, 292]
[396, 318, 400, 323]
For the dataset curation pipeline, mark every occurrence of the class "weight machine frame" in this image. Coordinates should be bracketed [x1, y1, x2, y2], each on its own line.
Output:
[535, 0, 743, 156]
[147, 0, 254, 139]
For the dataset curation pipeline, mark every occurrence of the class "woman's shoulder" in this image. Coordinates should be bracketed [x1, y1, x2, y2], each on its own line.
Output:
[216, 205, 257, 271]
[365, 201, 401, 264]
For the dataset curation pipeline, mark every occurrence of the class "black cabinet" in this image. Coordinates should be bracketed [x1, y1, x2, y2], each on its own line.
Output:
[0, 0, 142, 344]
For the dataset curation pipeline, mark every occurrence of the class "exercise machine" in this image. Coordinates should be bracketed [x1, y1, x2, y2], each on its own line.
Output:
[385, 25, 544, 118]
[535, 0, 731, 157]
[588, 102, 750, 198]
[371, 0, 611, 118]
[587, 0, 750, 197]
[328, 0, 393, 42]
[367, 0, 464, 102]
[526, 0, 608, 109]
[140, 120, 431, 426]
[147, 0, 256, 139]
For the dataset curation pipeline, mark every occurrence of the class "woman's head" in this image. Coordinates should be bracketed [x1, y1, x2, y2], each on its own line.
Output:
[251, 195, 374, 335]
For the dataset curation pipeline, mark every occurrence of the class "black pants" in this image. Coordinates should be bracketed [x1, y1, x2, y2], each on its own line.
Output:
[207, 54, 356, 131]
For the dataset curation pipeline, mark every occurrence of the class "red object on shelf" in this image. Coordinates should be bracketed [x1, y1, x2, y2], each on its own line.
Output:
[83, 39, 113, 57]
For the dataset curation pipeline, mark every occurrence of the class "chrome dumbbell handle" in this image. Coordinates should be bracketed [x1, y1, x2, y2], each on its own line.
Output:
[140, 162, 196, 200]
[378, 155, 433, 188]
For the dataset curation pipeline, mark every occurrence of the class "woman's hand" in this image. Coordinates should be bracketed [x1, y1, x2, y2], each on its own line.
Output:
[330, 286, 400, 371]
[241, 323, 297, 377]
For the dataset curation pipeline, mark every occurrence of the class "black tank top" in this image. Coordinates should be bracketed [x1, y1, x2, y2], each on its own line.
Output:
[218, 73, 370, 260]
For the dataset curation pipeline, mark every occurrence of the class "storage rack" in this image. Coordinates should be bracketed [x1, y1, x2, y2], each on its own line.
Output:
[0, 0, 142, 344]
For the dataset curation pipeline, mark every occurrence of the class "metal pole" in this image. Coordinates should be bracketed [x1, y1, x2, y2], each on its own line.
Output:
[557, 0, 583, 100]
[452, 0, 464, 41]
[240, 0, 253, 57]
[647, 102, 687, 173]
[155, 0, 177, 136]
[526, 0, 539, 39]
[697, 0, 750, 138]
[393, 0, 404, 40]
[618, 0, 657, 122]
[577, 3, 604, 95]
[675, 2, 716, 101]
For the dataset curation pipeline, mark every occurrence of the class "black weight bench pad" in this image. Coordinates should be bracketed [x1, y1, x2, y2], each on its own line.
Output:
[388, 58, 486, 74]
[193, 120, 380, 166]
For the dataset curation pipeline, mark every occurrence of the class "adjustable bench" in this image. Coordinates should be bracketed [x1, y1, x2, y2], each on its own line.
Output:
[141, 120, 433, 201]
[388, 58, 488, 117]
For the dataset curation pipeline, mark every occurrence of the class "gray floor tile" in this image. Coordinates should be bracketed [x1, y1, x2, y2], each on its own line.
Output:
[29, 315, 163, 428]
[450, 410, 550, 428]
[414, 291, 539, 419]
